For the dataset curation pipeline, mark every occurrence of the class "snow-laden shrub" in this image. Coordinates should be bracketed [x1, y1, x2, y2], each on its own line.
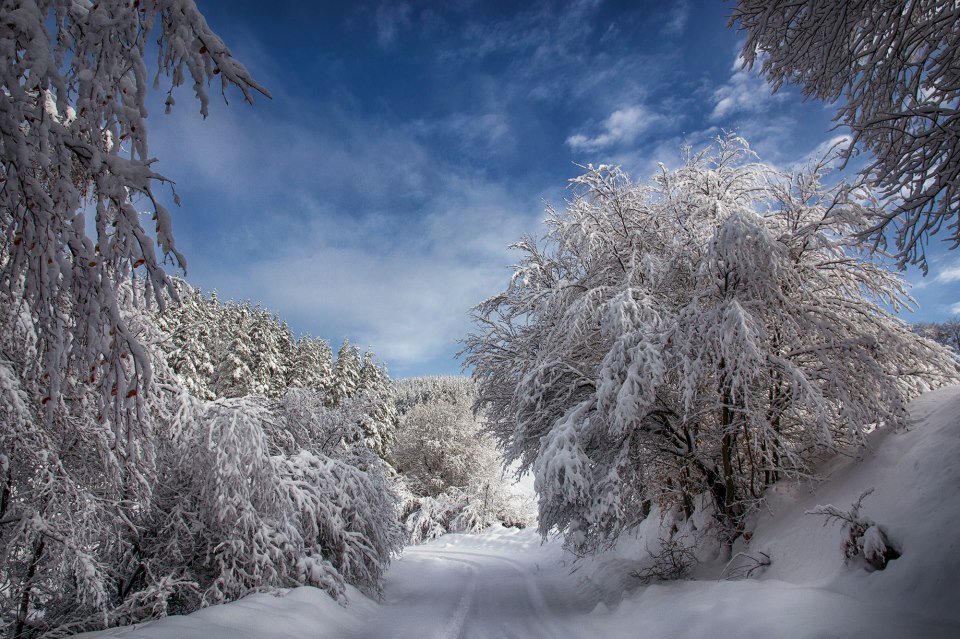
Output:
[0, 288, 403, 634]
[808, 488, 901, 572]
[275, 450, 401, 596]
[401, 489, 496, 545]
[403, 492, 464, 545]
[149, 391, 403, 606]
[389, 383, 535, 542]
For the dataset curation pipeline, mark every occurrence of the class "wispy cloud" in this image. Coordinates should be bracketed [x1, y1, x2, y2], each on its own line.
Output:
[566, 105, 669, 153]
[710, 56, 779, 121]
[664, 1, 689, 35]
[216, 179, 542, 372]
[143, 3, 881, 375]
[936, 261, 960, 284]
[410, 111, 513, 157]
[149, 90, 543, 375]
[375, 2, 412, 48]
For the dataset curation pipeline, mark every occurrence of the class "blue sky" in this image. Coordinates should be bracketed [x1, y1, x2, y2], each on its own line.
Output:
[145, 0, 960, 378]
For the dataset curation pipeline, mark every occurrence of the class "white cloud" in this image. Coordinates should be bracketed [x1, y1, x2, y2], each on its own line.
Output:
[148, 93, 544, 374]
[710, 56, 778, 121]
[782, 134, 853, 172]
[566, 105, 668, 153]
[410, 111, 512, 156]
[664, 1, 689, 35]
[219, 179, 542, 370]
[936, 261, 960, 283]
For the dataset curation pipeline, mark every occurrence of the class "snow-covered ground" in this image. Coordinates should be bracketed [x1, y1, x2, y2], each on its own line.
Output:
[86, 386, 960, 638]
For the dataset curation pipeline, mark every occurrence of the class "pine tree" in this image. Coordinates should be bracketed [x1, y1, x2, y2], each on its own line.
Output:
[289, 337, 335, 395]
[213, 307, 256, 398]
[246, 307, 284, 397]
[273, 321, 297, 397]
[331, 339, 362, 405]
[357, 352, 398, 458]
[163, 285, 217, 400]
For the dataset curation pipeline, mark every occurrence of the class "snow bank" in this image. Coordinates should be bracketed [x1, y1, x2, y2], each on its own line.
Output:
[77, 585, 376, 639]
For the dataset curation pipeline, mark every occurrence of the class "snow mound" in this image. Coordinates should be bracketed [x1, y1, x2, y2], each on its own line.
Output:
[77, 585, 376, 639]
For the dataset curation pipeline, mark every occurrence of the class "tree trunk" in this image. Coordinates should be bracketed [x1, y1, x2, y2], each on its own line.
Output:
[15, 536, 45, 639]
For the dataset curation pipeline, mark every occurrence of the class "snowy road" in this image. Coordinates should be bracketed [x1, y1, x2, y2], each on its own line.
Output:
[348, 528, 601, 639]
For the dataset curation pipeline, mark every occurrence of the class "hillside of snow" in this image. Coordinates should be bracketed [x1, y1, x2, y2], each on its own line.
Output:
[84, 386, 960, 638]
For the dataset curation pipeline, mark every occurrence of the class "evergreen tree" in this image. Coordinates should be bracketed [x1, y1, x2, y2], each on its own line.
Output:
[331, 339, 362, 405]
[357, 352, 399, 458]
[288, 337, 334, 395]
[274, 321, 297, 397]
[246, 307, 284, 397]
[213, 307, 256, 398]
[162, 285, 217, 400]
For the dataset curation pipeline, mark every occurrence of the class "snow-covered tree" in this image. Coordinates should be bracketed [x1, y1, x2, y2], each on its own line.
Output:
[0, 0, 268, 425]
[463, 136, 958, 554]
[389, 376, 534, 542]
[246, 307, 287, 397]
[331, 339, 362, 404]
[157, 282, 217, 399]
[730, 0, 960, 271]
[914, 317, 960, 356]
[391, 400, 492, 498]
[0, 4, 410, 629]
[392, 375, 476, 415]
[150, 390, 403, 607]
[273, 321, 296, 396]
[357, 351, 398, 457]
[212, 306, 256, 398]
[0, 281, 185, 635]
[288, 337, 335, 394]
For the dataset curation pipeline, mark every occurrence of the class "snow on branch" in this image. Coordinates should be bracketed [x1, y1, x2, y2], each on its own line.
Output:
[464, 134, 959, 558]
[731, 0, 960, 272]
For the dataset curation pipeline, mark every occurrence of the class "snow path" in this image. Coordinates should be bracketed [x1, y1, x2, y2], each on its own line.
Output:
[347, 528, 601, 639]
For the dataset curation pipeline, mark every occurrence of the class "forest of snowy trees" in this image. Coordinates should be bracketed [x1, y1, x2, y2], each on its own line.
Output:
[0, 276, 407, 634]
[391, 377, 534, 544]
[0, 1, 421, 633]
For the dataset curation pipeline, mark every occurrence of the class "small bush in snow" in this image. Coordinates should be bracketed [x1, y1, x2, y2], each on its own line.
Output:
[719, 551, 771, 580]
[629, 532, 699, 584]
[807, 488, 901, 571]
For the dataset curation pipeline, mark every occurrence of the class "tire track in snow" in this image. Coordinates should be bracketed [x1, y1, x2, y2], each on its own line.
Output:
[403, 548, 582, 639]
[435, 559, 477, 639]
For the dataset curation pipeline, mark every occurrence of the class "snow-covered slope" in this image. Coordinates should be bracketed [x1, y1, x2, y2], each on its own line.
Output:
[84, 386, 960, 638]
[579, 384, 960, 638]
